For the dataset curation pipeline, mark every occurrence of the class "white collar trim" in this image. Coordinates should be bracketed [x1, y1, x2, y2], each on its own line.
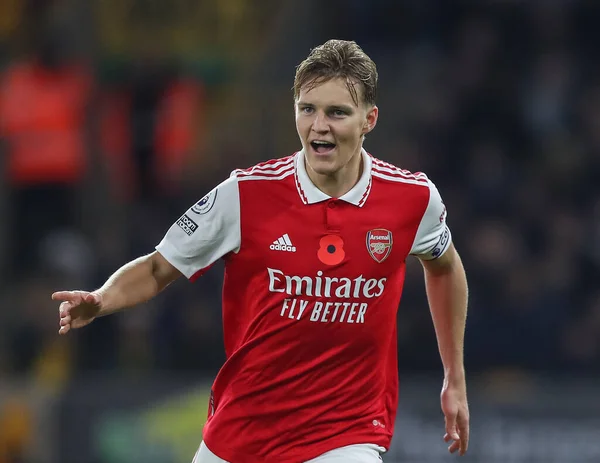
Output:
[294, 148, 373, 207]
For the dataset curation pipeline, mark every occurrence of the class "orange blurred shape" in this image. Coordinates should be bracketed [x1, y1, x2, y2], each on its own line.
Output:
[0, 398, 32, 461]
[0, 61, 91, 186]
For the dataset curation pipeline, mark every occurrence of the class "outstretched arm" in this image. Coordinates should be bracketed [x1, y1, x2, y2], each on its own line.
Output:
[420, 243, 470, 456]
[53, 251, 181, 334]
[53, 175, 241, 334]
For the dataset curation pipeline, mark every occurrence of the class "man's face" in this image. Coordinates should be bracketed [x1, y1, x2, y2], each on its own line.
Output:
[295, 77, 378, 176]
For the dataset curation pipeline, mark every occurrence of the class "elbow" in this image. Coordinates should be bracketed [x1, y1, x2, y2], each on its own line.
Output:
[149, 251, 182, 291]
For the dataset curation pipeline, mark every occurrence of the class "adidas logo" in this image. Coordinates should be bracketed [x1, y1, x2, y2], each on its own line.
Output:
[270, 234, 296, 252]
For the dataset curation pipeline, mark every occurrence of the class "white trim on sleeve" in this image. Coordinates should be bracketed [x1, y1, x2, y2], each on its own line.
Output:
[156, 175, 241, 279]
[410, 178, 452, 260]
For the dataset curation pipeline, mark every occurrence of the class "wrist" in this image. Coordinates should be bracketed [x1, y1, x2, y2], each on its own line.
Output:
[94, 288, 113, 315]
[443, 367, 466, 386]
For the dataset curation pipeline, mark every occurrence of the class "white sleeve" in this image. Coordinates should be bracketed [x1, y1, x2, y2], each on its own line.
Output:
[155, 174, 241, 279]
[410, 179, 452, 260]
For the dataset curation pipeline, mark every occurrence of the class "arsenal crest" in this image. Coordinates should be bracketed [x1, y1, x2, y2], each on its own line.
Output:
[366, 229, 393, 263]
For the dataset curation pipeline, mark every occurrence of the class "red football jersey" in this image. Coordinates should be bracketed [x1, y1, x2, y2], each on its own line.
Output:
[156, 149, 451, 462]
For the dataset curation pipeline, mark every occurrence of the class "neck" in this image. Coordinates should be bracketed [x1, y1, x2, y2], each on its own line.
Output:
[306, 148, 363, 198]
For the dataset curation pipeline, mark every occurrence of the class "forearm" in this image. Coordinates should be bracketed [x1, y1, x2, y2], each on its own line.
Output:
[423, 250, 468, 383]
[95, 254, 167, 316]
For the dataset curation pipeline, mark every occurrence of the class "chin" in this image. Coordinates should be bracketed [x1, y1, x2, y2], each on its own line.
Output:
[312, 165, 339, 176]
[305, 154, 339, 175]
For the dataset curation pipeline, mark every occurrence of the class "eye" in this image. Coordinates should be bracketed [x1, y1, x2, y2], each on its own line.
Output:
[300, 106, 314, 115]
[332, 109, 347, 117]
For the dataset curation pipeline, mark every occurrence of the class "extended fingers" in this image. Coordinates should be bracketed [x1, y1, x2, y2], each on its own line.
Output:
[52, 290, 82, 302]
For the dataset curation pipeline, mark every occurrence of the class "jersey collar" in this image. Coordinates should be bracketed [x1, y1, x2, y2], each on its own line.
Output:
[294, 148, 373, 207]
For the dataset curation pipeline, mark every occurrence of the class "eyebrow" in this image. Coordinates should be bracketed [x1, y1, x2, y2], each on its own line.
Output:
[296, 102, 355, 112]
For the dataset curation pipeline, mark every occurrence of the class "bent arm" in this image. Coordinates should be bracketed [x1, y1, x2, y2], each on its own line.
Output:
[419, 243, 468, 383]
[96, 251, 182, 316]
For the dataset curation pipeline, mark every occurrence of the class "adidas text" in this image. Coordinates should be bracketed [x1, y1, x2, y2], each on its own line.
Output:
[270, 243, 296, 252]
[271, 234, 296, 252]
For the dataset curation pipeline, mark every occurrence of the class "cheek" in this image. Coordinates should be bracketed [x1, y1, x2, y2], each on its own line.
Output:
[295, 119, 308, 136]
[336, 124, 363, 144]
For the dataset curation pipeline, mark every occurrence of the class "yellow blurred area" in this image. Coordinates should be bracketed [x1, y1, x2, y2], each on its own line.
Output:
[33, 337, 73, 392]
[0, 398, 31, 463]
[0, 0, 22, 38]
[96, 0, 269, 60]
[144, 387, 212, 461]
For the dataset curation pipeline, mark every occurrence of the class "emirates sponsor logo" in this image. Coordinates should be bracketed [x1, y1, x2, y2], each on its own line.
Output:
[267, 268, 386, 299]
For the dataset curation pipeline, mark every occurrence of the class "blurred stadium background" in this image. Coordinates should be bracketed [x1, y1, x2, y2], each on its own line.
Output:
[0, 0, 599, 462]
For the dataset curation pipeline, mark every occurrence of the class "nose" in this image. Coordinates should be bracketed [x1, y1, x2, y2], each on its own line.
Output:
[311, 111, 329, 134]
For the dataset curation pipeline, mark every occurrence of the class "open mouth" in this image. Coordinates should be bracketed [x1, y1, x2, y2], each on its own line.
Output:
[310, 140, 336, 154]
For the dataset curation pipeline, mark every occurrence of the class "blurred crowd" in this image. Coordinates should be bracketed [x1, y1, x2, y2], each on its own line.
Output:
[312, 0, 600, 376]
[1, 3, 600, 455]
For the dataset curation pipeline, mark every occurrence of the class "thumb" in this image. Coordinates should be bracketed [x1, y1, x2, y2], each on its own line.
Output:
[83, 292, 101, 305]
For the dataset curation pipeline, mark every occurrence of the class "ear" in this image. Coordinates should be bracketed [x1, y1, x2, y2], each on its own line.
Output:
[362, 105, 378, 135]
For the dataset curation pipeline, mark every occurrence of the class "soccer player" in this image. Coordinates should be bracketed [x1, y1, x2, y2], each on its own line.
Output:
[53, 40, 469, 462]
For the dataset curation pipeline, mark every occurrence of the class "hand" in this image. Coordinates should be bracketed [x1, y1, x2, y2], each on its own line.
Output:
[441, 378, 470, 456]
[52, 290, 103, 335]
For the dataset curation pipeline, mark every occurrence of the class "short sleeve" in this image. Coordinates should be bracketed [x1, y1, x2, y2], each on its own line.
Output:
[410, 179, 452, 260]
[155, 174, 241, 279]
